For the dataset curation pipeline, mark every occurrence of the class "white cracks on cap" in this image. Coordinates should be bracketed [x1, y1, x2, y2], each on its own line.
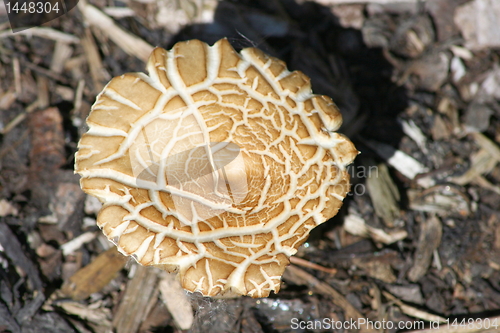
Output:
[75, 38, 358, 298]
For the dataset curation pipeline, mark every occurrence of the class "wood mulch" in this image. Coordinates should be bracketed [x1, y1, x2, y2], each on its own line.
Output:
[1, 0, 500, 332]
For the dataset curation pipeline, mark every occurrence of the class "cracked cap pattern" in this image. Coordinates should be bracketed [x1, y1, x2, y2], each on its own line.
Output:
[75, 39, 358, 298]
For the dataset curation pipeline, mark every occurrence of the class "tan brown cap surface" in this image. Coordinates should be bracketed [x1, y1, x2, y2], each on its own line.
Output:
[75, 38, 358, 298]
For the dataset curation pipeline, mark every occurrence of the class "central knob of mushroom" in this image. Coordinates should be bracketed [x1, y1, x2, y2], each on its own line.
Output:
[75, 38, 357, 298]
[129, 112, 248, 226]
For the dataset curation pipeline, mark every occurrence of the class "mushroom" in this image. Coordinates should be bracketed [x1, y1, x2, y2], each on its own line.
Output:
[75, 39, 358, 298]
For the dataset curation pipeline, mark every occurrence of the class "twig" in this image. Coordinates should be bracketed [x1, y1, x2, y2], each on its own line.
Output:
[81, 28, 108, 92]
[289, 256, 337, 274]
[2, 112, 30, 135]
[22, 60, 69, 84]
[284, 265, 377, 333]
[78, 1, 154, 63]
[12, 57, 21, 95]
[383, 291, 447, 323]
[72, 79, 85, 115]
[0, 27, 79, 43]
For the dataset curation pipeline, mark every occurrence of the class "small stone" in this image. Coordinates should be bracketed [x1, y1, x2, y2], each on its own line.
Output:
[464, 102, 493, 133]
[454, 0, 500, 50]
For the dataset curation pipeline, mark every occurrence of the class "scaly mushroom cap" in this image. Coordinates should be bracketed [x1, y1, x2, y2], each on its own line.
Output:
[75, 39, 357, 298]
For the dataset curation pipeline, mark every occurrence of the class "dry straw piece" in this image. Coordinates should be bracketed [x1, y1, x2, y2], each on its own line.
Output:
[75, 39, 357, 298]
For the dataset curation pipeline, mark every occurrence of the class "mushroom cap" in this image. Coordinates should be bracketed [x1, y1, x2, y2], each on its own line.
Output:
[75, 39, 358, 298]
